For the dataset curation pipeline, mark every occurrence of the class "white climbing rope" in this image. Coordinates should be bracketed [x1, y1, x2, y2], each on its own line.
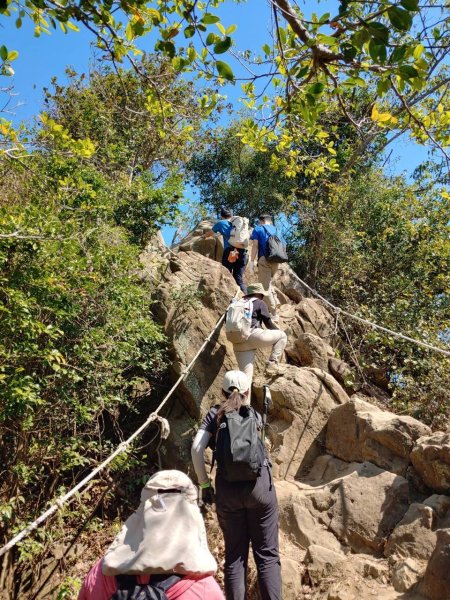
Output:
[0, 299, 233, 558]
[289, 270, 450, 358]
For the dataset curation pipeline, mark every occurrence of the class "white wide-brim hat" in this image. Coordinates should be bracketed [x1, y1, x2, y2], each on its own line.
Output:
[102, 470, 217, 576]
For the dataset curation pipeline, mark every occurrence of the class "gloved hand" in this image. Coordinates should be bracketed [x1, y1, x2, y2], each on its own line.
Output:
[200, 483, 215, 506]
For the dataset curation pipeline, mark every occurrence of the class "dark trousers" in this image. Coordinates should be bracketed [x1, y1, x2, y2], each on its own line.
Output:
[215, 467, 281, 600]
[222, 247, 248, 293]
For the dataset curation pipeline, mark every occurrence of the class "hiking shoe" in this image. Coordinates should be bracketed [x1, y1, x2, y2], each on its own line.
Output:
[265, 359, 279, 374]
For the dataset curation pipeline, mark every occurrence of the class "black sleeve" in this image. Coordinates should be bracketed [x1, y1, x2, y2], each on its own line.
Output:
[259, 300, 278, 330]
[200, 407, 218, 436]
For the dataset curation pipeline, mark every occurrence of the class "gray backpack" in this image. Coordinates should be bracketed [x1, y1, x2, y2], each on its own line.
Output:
[215, 407, 266, 482]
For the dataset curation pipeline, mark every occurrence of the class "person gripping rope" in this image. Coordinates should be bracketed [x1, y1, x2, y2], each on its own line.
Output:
[229, 283, 287, 388]
[191, 371, 281, 600]
[78, 470, 224, 600]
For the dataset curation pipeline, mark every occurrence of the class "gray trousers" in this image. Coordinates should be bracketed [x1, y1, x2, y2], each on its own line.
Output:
[215, 467, 281, 600]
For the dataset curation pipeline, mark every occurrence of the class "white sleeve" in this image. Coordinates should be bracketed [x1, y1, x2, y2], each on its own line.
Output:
[191, 428, 212, 486]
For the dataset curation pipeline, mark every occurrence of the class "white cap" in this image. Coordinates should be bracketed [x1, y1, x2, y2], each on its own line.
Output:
[222, 370, 250, 394]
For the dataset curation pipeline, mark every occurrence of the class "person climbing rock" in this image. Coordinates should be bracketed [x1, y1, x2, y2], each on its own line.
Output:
[191, 371, 281, 600]
[203, 207, 248, 293]
[230, 283, 287, 387]
[78, 470, 224, 600]
[248, 214, 282, 318]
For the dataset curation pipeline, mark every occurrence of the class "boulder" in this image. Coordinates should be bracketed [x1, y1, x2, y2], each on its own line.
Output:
[253, 366, 349, 478]
[272, 263, 305, 302]
[328, 358, 361, 394]
[286, 333, 335, 370]
[420, 528, 450, 600]
[276, 479, 345, 555]
[326, 398, 431, 476]
[281, 558, 303, 599]
[410, 432, 450, 493]
[390, 558, 425, 593]
[304, 544, 345, 585]
[297, 298, 336, 341]
[278, 457, 410, 557]
[154, 250, 240, 416]
[385, 494, 450, 561]
[323, 461, 410, 554]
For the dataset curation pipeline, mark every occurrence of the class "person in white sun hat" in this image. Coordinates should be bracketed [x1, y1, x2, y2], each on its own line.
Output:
[191, 371, 281, 600]
[78, 470, 224, 600]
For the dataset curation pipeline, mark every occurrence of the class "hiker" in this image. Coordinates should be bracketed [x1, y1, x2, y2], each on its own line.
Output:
[191, 370, 281, 600]
[227, 283, 287, 387]
[248, 214, 283, 318]
[203, 207, 249, 293]
[78, 470, 224, 600]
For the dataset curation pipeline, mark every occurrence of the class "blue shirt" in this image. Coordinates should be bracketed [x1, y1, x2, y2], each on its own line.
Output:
[212, 220, 232, 249]
[250, 224, 277, 258]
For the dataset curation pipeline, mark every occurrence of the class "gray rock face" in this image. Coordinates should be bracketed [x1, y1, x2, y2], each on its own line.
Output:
[253, 365, 349, 478]
[286, 333, 335, 370]
[411, 432, 450, 493]
[304, 544, 345, 584]
[326, 398, 431, 476]
[324, 461, 410, 554]
[385, 494, 450, 561]
[420, 528, 450, 600]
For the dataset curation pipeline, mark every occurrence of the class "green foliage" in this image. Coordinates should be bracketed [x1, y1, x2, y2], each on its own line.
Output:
[288, 170, 449, 427]
[2, 0, 450, 178]
[0, 58, 216, 573]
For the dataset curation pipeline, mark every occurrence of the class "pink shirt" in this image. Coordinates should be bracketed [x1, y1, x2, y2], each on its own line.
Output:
[78, 559, 225, 600]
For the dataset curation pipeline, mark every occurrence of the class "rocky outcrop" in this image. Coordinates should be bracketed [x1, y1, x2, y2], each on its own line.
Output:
[286, 333, 335, 370]
[410, 432, 450, 493]
[420, 528, 450, 600]
[151, 231, 449, 600]
[326, 398, 431, 476]
[304, 545, 345, 584]
[253, 366, 349, 478]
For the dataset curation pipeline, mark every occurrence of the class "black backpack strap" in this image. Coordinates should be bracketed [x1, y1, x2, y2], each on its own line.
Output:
[152, 573, 183, 592]
[113, 574, 183, 600]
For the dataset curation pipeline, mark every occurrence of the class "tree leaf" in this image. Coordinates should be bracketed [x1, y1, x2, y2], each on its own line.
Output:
[216, 60, 234, 81]
[413, 44, 425, 59]
[184, 25, 195, 38]
[7, 50, 19, 61]
[202, 13, 220, 24]
[206, 32, 218, 45]
[214, 37, 231, 54]
[400, 0, 419, 10]
[0, 45, 8, 61]
[388, 7, 413, 32]
[367, 22, 389, 44]
[307, 82, 325, 95]
[398, 64, 419, 79]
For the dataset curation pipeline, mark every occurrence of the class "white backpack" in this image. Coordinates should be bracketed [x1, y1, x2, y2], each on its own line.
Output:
[225, 299, 254, 343]
[229, 216, 249, 249]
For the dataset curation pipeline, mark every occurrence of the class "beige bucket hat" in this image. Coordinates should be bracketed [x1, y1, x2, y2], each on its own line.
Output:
[245, 283, 270, 296]
[102, 470, 217, 576]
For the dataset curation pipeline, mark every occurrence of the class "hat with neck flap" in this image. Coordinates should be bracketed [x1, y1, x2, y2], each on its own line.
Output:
[102, 470, 217, 576]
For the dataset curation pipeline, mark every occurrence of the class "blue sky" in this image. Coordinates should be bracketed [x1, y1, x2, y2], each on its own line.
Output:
[1, 1, 429, 243]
